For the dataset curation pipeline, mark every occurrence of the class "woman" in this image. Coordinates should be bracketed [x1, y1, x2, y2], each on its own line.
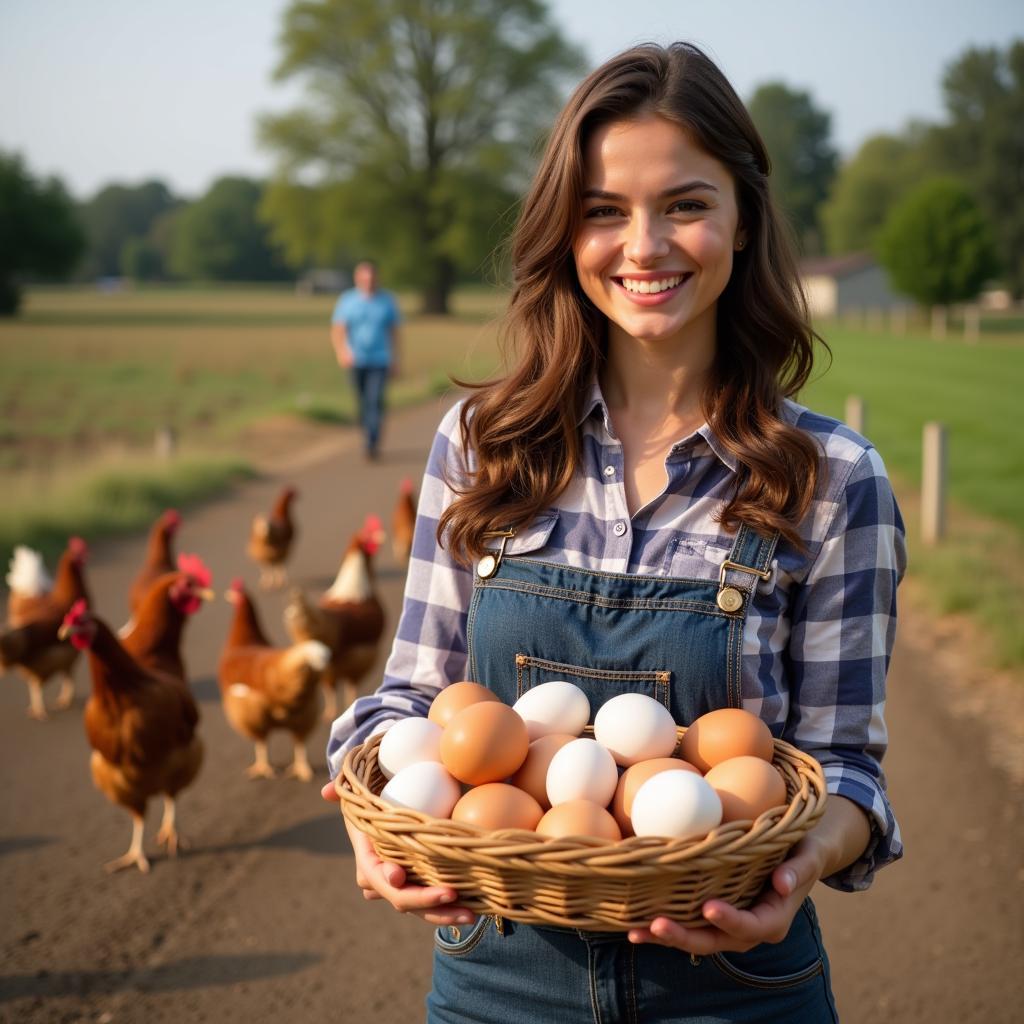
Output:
[324, 41, 905, 1022]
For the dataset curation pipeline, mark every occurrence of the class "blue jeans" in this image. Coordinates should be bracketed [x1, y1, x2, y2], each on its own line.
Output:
[428, 524, 839, 1023]
[351, 365, 388, 455]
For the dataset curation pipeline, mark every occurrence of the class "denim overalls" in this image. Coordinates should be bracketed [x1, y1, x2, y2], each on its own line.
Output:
[427, 521, 839, 1024]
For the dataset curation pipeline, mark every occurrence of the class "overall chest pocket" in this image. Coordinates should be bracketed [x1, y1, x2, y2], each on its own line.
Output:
[663, 536, 733, 581]
[515, 654, 672, 715]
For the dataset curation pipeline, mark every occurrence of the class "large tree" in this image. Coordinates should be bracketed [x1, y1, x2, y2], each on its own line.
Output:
[169, 177, 290, 282]
[876, 177, 1000, 308]
[929, 41, 1024, 297]
[746, 83, 837, 255]
[259, 0, 585, 313]
[0, 152, 84, 314]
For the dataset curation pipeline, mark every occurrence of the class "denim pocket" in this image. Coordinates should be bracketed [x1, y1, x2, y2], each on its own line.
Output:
[434, 915, 491, 957]
[515, 653, 671, 711]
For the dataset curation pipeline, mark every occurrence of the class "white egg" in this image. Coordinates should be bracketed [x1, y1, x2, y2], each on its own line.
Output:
[545, 738, 619, 808]
[512, 680, 591, 740]
[377, 716, 443, 780]
[380, 761, 461, 818]
[630, 770, 723, 841]
[593, 692, 678, 766]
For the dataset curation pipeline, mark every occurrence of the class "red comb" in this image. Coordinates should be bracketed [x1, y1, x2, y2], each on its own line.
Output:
[230, 577, 246, 592]
[62, 598, 89, 629]
[163, 509, 182, 531]
[177, 553, 212, 588]
[401, 478, 414, 495]
[363, 514, 383, 533]
[69, 536, 88, 558]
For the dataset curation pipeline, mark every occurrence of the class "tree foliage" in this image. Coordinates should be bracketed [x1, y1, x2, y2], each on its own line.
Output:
[876, 177, 1000, 307]
[0, 151, 84, 314]
[746, 83, 837, 255]
[259, 0, 586, 312]
[169, 177, 290, 282]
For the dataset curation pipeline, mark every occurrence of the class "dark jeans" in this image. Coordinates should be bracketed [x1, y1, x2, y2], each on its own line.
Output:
[351, 365, 388, 455]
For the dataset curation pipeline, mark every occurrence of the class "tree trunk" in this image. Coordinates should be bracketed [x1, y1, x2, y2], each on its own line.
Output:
[420, 257, 456, 315]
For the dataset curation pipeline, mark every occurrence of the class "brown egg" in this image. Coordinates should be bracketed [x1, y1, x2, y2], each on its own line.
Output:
[451, 783, 544, 831]
[428, 681, 500, 727]
[510, 733, 577, 809]
[536, 800, 622, 841]
[440, 701, 530, 785]
[611, 757, 701, 836]
[679, 708, 774, 773]
[704, 756, 788, 823]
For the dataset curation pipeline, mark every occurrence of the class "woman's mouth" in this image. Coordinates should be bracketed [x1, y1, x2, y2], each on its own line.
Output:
[613, 273, 693, 305]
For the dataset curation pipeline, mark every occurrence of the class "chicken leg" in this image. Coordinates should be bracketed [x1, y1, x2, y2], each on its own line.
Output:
[156, 795, 188, 856]
[105, 813, 150, 874]
[285, 738, 313, 782]
[54, 673, 75, 710]
[247, 739, 276, 779]
[26, 677, 48, 720]
[321, 681, 339, 723]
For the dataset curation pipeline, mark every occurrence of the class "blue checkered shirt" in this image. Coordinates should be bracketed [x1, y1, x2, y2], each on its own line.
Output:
[328, 381, 907, 891]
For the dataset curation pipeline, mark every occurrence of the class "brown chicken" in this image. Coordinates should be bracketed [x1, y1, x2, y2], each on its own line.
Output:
[247, 486, 298, 589]
[219, 579, 331, 781]
[126, 509, 181, 620]
[283, 515, 387, 721]
[120, 554, 214, 680]
[2, 537, 91, 718]
[391, 477, 417, 566]
[59, 600, 203, 873]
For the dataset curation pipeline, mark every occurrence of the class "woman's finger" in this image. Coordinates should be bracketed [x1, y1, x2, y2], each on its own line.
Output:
[321, 780, 341, 803]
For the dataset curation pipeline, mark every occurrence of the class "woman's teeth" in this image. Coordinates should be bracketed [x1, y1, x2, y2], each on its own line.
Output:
[619, 274, 685, 294]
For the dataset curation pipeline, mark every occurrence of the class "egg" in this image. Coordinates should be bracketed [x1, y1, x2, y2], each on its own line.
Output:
[630, 769, 723, 841]
[679, 707, 775, 773]
[512, 680, 590, 740]
[451, 783, 544, 831]
[379, 761, 461, 818]
[428, 680, 500, 727]
[703, 756, 788, 823]
[440, 701, 530, 785]
[510, 733, 576, 809]
[545, 737, 619, 808]
[536, 800, 622, 841]
[610, 757, 701, 836]
[593, 692, 678, 766]
[377, 716, 443, 780]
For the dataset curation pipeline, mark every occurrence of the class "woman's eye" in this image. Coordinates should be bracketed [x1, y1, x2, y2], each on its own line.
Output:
[584, 206, 620, 219]
[670, 200, 706, 213]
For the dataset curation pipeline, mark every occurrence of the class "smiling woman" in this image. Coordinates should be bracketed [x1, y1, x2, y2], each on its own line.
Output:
[325, 41, 906, 1024]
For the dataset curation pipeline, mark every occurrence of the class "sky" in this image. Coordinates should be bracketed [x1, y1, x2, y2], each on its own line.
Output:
[1, 0, 1022, 200]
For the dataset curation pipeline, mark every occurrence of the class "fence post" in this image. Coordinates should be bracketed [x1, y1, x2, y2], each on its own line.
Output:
[964, 305, 980, 344]
[922, 422, 947, 545]
[155, 425, 177, 460]
[844, 395, 866, 435]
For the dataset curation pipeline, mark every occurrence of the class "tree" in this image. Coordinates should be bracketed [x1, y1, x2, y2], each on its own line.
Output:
[77, 180, 180, 279]
[0, 152, 84, 314]
[819, 125, 946, 256]
[928, 41, 1024, 297]
[876, 177, 1000, 308]
[169, 177, 290, 281]
[746, 83, 837, 255]
[259, 0, 586, 313]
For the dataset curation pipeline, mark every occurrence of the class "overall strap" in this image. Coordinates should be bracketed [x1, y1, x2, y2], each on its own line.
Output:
[716, 523, 779, 614]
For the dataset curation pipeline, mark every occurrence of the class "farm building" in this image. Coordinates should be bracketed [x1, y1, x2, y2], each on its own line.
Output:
[799, 252, 912, 319]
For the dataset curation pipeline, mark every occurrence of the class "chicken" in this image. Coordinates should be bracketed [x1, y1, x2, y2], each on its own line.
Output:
[59, 600, 203, 874]
[120, 554, 214, 680]
[218, 579, 330, 781]
[283, 515, 387, 721]
[391, 477, 417, 566]
[247, 486, 298, 589]
[2, 537, 91, 718]
[126, 509, 181, 621]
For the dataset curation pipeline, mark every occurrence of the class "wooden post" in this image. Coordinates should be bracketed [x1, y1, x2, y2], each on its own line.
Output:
[964, 304, 980, 344]
[930, 305, 947, 340]
[890, 305, 907, 336]
[844, 395, 866, 435]
[922, 422, 947, 545]
[155, 425, 177, 460]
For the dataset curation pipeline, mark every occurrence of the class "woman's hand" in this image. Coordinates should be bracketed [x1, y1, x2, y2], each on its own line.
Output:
[627, 833, 829, 955]
[321, 780, 477, 927]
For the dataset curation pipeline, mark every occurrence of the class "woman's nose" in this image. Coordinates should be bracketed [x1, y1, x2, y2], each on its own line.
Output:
[623, 213, 671, 264]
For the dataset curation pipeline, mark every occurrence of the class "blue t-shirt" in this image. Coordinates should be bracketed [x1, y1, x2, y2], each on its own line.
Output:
[331, 288, 400, 367]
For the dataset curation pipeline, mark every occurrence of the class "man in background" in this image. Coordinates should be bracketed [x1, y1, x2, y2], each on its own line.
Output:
[330, 260, 401, 461]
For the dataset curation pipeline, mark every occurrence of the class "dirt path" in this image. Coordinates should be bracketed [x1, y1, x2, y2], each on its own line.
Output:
[1, 396, 1020, 1023]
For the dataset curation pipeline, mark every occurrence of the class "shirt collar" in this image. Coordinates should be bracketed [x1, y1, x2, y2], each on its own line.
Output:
[577, 376, 739, 474]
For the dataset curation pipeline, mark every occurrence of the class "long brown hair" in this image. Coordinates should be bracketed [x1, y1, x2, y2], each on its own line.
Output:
[440, 42, 826, 563]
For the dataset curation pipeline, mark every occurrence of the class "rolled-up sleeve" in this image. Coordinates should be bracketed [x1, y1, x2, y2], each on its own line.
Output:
[785, 446, 907, 891]
[326, 401, 474, 778]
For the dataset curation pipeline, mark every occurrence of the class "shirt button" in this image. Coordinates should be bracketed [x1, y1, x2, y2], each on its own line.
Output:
[612, 521, 627, 537]
[603, 465, 615, 477]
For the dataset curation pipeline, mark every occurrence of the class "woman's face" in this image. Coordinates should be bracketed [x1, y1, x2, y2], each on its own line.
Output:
[572, 115, 744, 352]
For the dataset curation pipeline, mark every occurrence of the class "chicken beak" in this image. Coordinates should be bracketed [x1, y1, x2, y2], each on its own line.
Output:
[198, 588, 216, 602]
[57, 623, 71, 641]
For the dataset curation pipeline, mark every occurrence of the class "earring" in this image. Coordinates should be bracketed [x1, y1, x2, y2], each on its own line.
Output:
[736, 240, 746, 250]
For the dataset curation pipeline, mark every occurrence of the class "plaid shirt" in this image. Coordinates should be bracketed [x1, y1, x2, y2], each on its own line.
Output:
[329, 381, 907, 891]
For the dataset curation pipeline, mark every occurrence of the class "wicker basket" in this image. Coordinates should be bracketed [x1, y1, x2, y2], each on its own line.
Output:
[338, 726, 827, 931]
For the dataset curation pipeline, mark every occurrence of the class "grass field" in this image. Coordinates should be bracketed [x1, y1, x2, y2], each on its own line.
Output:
[1, 286, 1022, 667]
